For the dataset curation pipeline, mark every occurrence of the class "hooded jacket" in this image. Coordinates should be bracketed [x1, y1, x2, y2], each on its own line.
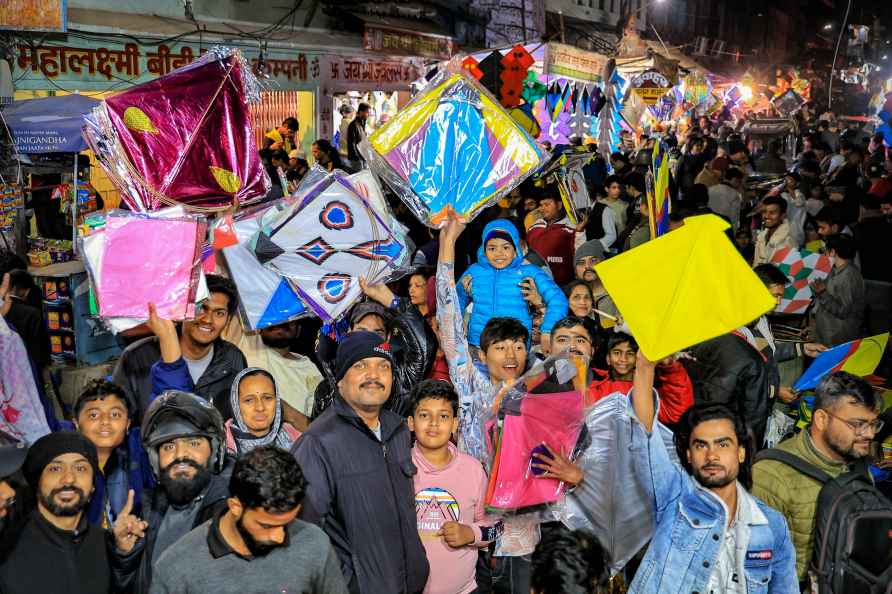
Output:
[292, 396, 429, 594]
[752, 429, 857, 580]
[457, 219, 568, 347]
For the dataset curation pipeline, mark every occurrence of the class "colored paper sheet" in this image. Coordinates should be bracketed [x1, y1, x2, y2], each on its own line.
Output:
[595, 214, 776, 361]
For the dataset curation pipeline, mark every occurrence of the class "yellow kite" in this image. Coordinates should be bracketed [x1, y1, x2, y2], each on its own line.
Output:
[595, 214, 776, 361]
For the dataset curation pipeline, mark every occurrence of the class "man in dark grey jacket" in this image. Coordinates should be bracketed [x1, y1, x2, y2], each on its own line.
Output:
[292, 331, 429, 594]
[150, 447, 347, 594]
[112, 275, 247, 422]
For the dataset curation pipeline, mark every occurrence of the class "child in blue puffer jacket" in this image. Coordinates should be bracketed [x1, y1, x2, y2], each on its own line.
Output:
[457, 219, 568, 350]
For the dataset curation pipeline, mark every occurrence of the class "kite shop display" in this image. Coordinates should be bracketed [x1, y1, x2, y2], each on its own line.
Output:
[455, 43, 609, 147]
[0, 95, 121, 367]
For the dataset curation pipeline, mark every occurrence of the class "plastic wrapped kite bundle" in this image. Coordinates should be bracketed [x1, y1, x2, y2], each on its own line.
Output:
[84, 47, 269, 212]
[549, 388, 679, 573]
[80, 209, 207, 330]
[249, 170, 412, 322]
[362, 70, 549, 227]
[216, 200, 310, 331]
[481, 352, 588, 513]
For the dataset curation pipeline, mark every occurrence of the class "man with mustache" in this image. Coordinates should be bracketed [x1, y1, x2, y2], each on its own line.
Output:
[149, 446, 347, 594]
[292, 331, 429, 594]
[0, 432, 112, 594]
[111, 390, 233, 594]
[628, 353, 798, 594]
[752, 371, 881, 586]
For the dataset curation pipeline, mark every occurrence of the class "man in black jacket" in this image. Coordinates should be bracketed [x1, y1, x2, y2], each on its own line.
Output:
[0, 432, 111, 594]
[312, 279, 435, 418]
[112, 275, 247, 422]
[685, 332, 773, 447]
[293, 331, 429, 594]
[110, 391, 233, 594]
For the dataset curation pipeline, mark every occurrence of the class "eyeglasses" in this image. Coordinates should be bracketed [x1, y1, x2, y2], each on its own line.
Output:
[822, 410, 884, 435]
[0, 496, 15, 511]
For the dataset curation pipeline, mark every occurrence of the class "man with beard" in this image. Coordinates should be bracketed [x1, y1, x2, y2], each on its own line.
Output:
[114, 275, 247, 422]
[628, 353, 798, 594]
[149, 446, 347, 594]
[292, 331, 429, 594]
[752, 372, 880, 584]
[0, 432, 112, 594]
[111, 390, 233, 594]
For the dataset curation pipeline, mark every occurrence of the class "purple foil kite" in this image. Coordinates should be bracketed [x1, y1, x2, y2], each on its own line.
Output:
[84, 47, 270, 212]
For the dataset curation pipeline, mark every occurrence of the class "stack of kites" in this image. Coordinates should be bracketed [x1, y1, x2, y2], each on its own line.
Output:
[84, 47, 269, 212]
[241, 170, 411, 323]
[81, 208, 209, 332]
[645, 140, 671, 239]
[482, 353, 588, 510]
[596, 61, 626, 162]
[363, 71, 548, 227]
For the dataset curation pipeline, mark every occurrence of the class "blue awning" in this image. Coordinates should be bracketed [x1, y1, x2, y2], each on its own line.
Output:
[1, 94, 99, 153]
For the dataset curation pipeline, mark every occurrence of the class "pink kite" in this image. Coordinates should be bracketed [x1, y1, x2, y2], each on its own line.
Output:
[485, 390, 584, 510]
[96, 212, 205, 319]
[84, 47, 269, 212]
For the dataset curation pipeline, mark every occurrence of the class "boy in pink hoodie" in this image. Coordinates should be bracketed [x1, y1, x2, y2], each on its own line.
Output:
[408, 380, 501, 594]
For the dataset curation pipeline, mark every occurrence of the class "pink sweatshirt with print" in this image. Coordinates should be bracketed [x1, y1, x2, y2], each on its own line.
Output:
[413, 442, 494, 594]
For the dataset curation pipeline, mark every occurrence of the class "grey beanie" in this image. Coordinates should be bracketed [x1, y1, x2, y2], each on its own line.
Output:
[574, 239, 605, 264]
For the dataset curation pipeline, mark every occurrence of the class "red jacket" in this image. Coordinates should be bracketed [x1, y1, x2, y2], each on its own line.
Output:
[586, 360, 694, 425]
[527, 217, 576, 285]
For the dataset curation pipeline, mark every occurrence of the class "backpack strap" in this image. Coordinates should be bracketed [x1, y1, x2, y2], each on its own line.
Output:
[754, 449, 834, 484]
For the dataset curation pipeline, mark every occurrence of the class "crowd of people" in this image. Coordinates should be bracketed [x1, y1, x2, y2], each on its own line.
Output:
[0, 104, 890, 594]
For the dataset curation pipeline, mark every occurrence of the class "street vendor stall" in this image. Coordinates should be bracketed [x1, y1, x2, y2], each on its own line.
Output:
[1, 93, 120, 367]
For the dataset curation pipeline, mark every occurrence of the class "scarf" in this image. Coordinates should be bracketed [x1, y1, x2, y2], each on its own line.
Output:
[229, 367, 294, 454]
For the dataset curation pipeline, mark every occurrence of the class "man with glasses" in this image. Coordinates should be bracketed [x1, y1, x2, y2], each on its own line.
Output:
[752, 371, 881, 584]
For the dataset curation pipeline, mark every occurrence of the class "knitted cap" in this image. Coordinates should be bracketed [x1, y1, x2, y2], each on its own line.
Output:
[574, 239, 605, 264]
[23, 432, 99, 489]
[335, 331, 395, 382]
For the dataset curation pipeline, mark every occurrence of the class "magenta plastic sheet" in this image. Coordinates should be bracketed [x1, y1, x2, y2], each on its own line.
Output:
[96, 211, 206, 319]
[84, 47, 269, 212]
[486, 390, 584, 510]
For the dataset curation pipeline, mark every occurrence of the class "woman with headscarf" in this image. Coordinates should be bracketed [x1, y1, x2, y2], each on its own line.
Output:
[225, 368, 301, 456]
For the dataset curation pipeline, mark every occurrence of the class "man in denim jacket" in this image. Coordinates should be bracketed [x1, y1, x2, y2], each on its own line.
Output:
[628, 352, 798, 594]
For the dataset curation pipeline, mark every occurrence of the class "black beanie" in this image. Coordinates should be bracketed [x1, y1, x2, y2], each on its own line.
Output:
[23, 431, 99, 489]
[335, 331, 395, 382]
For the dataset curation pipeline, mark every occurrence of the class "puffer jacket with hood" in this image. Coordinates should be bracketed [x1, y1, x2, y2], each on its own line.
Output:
[457, 219, 568, 347]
